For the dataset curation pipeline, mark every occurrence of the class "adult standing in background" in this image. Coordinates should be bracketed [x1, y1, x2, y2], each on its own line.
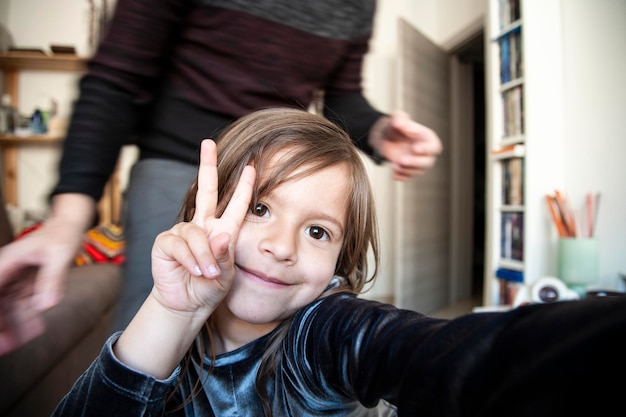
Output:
[0, 0, 442, 353]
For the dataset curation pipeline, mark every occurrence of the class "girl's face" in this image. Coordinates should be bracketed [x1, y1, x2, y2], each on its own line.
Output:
[224, 159, 350, 326]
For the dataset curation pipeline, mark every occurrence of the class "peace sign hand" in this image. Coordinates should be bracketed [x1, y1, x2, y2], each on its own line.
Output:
[150, 139, 256, 316]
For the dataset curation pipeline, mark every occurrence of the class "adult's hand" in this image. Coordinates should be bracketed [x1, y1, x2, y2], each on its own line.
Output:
[0, 193, 95, 355]
[370, 110, 443, 181]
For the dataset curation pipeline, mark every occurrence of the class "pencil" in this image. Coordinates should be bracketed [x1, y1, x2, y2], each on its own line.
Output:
[586, 192, 593, 238]
[545, 194, 567, 237]
[592, 193, 601, 237]
[554, 189, 576, 237]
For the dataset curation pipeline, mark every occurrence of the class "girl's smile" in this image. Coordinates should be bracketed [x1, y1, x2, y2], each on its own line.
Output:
[236, 264, 293, 287]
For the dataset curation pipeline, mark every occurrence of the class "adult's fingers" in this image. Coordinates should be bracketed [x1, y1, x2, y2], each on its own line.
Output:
[0, 240, 40, 286]
[389, 111, 443, 155]
[32, 263, 67, 311]
[0, 271, 46, 355]
[0, 241, 67, 312]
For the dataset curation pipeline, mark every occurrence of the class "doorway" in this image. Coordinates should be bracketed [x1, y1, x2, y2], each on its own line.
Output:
[449, 30, 486, 308]
[395, 20, 485, 315]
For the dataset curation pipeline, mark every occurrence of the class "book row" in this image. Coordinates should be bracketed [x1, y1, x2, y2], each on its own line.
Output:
[499, 28, 523, 84]
[501, 85, 524, 137]
[498, 0, 521, 28]
[501, 156, 524, 205]
[501, 211, 524, 262]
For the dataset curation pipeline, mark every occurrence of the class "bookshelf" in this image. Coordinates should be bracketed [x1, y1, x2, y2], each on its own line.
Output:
[483, 0, 566, 306]
[0, 53, 122, 226]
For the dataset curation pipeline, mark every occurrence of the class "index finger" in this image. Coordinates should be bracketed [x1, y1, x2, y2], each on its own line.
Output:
[192, 139, 219, 227]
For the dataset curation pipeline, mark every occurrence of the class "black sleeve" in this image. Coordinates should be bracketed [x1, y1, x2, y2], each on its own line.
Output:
[323, 92, 386, 163]
[293, 293, 626, 417]
[398, 295, 626, 417]
[50, 77, 140, 202]
[51, 333, 182, 417]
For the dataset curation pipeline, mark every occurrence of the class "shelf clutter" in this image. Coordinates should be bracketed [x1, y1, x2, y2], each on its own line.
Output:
[0, 50, 121, 227]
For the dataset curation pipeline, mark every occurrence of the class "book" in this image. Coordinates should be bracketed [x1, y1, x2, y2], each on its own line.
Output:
[501, 157, 524, 205]
[500, 211, 524, 261]
[496, 267, 524, 282]
[501, 85, 524, 137]
[498, 26, 522, 84]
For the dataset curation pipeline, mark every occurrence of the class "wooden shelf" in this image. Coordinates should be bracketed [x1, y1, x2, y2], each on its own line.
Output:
[0, 53, 88, 72]
[0, 134, 64, 145]
[0, 52, 123, 226]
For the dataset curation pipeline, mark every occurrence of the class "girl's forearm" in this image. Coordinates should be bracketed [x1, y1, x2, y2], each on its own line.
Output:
[113, 293, 210, 379]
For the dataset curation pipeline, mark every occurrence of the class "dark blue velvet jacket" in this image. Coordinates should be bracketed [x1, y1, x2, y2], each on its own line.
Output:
[51, 293, 626, 416]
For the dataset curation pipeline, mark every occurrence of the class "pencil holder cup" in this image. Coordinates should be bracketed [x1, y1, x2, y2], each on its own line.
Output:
[558, 238, 599, 297]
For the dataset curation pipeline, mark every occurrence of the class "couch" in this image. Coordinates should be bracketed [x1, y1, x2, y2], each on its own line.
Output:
[0, 190, 122, 417]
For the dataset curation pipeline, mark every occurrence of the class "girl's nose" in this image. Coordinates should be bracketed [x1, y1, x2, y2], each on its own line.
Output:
[259, 226, 297, 263]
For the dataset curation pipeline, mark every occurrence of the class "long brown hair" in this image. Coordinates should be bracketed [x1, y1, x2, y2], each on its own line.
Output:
[175, 107, 380, 415]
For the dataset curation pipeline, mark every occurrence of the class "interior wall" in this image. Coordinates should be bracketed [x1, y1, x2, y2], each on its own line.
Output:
[0, 2, 9, 27]
[560, 0, 626, 290]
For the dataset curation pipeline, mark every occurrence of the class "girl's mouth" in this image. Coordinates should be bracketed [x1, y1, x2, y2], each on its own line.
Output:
[236, 265, 291, 287]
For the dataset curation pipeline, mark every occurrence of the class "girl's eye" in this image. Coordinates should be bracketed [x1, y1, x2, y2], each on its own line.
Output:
[251, 203, 270, 218]
[306, 226, 330, 241]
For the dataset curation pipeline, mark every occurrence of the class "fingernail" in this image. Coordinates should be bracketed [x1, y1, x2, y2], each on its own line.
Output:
[193, 265, 202, 276]
[206, 264, 220, 277]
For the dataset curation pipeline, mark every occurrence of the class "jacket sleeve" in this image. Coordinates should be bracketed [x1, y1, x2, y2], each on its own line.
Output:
[51, 0, 191, 202]
[290, 293, 626, 417]
[324, 92, 385, 161]
[51, 333, 182, 417]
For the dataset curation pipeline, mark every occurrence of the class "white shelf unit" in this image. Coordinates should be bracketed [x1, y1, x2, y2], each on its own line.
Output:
[483, 0, 566, 306]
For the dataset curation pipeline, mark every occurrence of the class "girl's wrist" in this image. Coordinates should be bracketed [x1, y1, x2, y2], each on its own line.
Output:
[149, 288, 216, 325]
[114, 293, 210, 379]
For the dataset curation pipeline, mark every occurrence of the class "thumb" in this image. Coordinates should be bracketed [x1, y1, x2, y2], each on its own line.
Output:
[389, 110, 411, 130]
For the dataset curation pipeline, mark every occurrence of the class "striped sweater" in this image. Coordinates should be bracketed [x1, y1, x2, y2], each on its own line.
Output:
[53, 0, 383, 202]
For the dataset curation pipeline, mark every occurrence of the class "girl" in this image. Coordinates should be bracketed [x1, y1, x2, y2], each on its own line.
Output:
[52, 108, 625, 417]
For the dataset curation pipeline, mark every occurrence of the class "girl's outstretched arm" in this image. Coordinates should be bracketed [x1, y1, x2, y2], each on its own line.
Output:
[114, 139, 255, 379]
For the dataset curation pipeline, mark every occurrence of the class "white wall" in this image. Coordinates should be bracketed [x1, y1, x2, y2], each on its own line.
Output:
[560, 0, 626, 290]
[6, 0, 91, 56]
